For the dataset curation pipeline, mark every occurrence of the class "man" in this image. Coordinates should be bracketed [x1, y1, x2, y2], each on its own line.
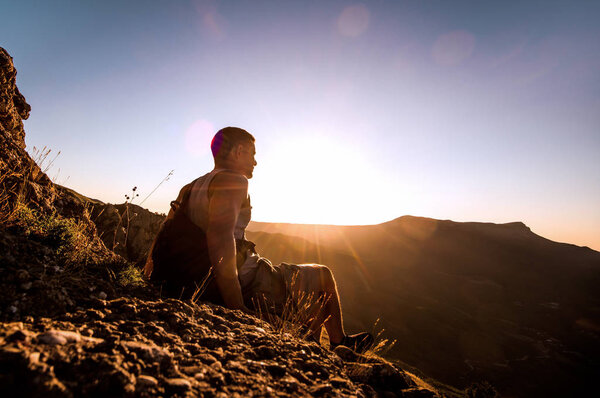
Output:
[145, 127, 372, 352]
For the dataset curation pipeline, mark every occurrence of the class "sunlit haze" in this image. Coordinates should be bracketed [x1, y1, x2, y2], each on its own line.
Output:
[2, 1, 599, 250]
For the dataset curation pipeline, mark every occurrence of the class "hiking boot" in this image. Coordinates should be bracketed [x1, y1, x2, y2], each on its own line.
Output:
[330, 332, 374, 354]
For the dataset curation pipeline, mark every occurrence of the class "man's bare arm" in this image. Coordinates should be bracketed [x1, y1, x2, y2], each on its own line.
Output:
[206, 172, 249, 312]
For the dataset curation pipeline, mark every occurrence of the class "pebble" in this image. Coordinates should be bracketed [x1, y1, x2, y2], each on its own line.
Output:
[16, 269, 30, 281]
[164, 377, 191, 392]
[121, 340, 172, 362]
[194, 370, 207, 381]
[329, 376, 350, 388]
[310, 383, 334, 396]
[86, 309, 105, 320]
[37, 330, 82, 345]
[136, 375, 158, 388]
[29, 352, 40, 363]
[266, 363, 287, 377]
[7, 329, 30, 342]
[98, 291, 107, 300]
[210, 360, 223, 371]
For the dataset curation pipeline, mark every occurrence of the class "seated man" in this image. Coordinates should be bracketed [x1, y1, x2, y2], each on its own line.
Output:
[145, 127, 372, 352]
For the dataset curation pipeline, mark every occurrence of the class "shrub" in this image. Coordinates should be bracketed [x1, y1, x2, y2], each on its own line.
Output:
[116, 262, 145, 287]
[10, 205, 77, 253]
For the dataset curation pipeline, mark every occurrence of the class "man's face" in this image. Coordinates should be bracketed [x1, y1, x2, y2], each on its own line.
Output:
[237, 142, 257, 178]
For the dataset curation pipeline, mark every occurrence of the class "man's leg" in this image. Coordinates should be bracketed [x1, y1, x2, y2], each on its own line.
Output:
[289, 264, 345, 344]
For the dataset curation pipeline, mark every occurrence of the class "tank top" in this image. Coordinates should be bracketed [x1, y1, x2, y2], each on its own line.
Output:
[186, 169, 260, 288]
[187, 168, 251, 239]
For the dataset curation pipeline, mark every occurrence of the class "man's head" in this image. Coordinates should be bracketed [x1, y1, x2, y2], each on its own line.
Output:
[211, 127, 257, 178]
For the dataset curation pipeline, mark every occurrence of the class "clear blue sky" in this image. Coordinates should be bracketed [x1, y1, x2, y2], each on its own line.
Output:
[2, 0, 599, 250]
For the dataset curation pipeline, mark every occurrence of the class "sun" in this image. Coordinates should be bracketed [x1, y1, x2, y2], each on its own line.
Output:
[250, 134, 398, 225]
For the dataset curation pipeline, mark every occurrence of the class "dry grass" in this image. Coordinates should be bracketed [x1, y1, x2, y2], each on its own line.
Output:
[190, 266, 215, 304]
[30, 146, 61, 177]
[250, 271, 332, 342]
[111, 186, 139, 252]
[1, 146, 117, 269]
[362, 318, 397, 359]
[1, 146, 59, 223]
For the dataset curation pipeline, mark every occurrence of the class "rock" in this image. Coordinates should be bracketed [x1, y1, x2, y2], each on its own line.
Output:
[266, 362, 287, 377]
[136, 375, 158, 388]
[37, 330, 81, 345]
[98, 291, 107, 300]
[254, 345, 276, 359]
[164, 377, 192, 392]
[334, 345, 360, 362]
[15, 269, 30, 282]
[85, 309, 105, 320]
[281, 375, 300, 391]
[402, 388, 438, 397]
[90, 202, 164, 264]
[310, 383, 334, 396]
[330, 376, 350, 388]
[6, 329, 31, 342]
[302, 359, 330, 378]
[121, 340, 172, 362]
[28, 352, 40, 363]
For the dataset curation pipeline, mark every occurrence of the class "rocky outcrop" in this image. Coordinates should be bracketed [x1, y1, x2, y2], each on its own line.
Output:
[90, 202, 165, 266]
[0, 47, 30, 148]
[0, 47, 56, 214]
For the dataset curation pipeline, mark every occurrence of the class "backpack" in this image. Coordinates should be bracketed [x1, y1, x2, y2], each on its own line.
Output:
[145, 178, 223, 302]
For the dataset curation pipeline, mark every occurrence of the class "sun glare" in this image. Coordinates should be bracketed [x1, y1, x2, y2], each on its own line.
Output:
[251, 135, 398, 225]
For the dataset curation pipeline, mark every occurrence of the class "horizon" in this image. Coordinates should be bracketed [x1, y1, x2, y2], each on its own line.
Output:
[2, 0, 599, 250]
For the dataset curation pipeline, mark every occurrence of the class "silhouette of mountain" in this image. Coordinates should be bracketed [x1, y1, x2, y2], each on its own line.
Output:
[246, 217, 600, 397]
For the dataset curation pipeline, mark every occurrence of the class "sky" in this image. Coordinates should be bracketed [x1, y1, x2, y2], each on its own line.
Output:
[2, 0, 599, 250]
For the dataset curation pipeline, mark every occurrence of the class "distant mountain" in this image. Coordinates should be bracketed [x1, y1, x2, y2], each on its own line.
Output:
[246, 216, 600, 397]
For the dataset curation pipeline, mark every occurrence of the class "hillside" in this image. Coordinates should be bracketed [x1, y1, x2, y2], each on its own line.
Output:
[0, 47, 441, 397]
[246, 218, 600, 397]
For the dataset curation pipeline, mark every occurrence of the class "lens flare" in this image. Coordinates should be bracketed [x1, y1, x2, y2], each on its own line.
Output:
[337, 4, 370, 38]
[431, 30, 476, 66]
[184, 119, 215, 156]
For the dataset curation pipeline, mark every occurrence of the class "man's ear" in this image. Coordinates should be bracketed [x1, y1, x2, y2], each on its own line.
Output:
[234, 144, 244, 158]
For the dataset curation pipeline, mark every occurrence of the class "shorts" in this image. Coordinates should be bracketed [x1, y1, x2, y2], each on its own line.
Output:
[239, 255, 309, 315]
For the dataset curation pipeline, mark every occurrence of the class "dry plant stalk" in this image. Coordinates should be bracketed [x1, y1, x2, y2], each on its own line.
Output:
[191, 266, 215, 304]
[111, 187, 139, 252]
[250, 271, 331, 343]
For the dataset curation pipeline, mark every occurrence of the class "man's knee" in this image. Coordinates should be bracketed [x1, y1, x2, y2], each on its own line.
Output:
[314, 264, 335, 292]
[293, 264, 335, 293]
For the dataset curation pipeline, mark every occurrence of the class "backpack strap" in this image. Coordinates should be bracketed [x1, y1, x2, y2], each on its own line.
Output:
[169, 177, 200, 215]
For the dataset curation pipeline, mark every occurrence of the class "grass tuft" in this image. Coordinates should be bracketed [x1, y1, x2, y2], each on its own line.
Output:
[362, 318, 397, 359]
[116, 261, 145, 287]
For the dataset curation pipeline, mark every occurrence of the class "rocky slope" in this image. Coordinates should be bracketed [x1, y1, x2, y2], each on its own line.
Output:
[0, 47, 442, 397]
